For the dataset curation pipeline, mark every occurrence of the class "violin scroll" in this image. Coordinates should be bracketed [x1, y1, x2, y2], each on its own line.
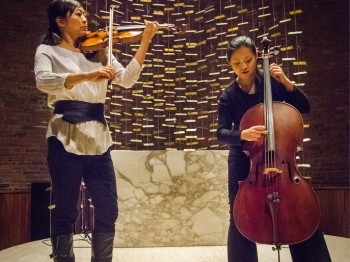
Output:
[171, 24, 188, 34]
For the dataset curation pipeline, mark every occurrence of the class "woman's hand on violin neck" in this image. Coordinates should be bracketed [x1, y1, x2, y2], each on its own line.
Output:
[141, 20, 160, 44]
[241, 125, 269, 141]
[88, 66, 116, 82]
[269, 63, 294, 91]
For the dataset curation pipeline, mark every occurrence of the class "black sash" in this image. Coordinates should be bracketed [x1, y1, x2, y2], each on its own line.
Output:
[54, 100, 106, 125]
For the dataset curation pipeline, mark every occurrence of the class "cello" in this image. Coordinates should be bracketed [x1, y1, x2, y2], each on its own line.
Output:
[233, 37, 320, 258]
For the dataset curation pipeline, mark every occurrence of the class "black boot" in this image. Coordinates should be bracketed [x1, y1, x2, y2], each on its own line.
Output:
[50, 234, 75, 262]
[91, 232, 115, 262]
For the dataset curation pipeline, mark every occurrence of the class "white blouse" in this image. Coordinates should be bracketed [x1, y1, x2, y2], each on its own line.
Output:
[34, 45, 142, 155]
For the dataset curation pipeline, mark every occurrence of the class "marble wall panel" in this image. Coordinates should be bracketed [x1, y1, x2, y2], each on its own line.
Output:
[111, 150, 230, 247]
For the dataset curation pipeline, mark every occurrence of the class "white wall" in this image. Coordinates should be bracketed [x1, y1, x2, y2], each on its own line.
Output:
[111, 150, 229, 247]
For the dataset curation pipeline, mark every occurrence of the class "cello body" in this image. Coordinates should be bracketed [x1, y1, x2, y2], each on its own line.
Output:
[233, 37, 320, 246]
[233, 102, 320, 245]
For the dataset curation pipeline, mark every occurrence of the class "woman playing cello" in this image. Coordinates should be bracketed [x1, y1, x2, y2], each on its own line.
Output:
[217, 35, 331, 262]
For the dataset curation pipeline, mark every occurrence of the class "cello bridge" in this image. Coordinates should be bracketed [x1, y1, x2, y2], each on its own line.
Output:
[263, 167, 282, 175]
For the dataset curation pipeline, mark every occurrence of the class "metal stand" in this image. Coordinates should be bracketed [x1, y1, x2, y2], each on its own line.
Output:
[272, 244, 281, 262]
[46, 185, 54, 237]
[76, 181, 94, 241]
[45, 181, 94, 247]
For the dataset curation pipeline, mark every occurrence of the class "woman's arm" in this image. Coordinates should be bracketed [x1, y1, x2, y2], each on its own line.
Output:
[270, 63, 294, 91]
[216, 90, 243, 146]
[63, 66, 116, 89]
[217, 87, 268, 145]
[110, 20, 160, 89]
[133, 20, 160, 66]
[283, 87, 311, 113]
[270, 63, 310, 113]
[35, 47, 116, 92]
[35, 50, 68, 94]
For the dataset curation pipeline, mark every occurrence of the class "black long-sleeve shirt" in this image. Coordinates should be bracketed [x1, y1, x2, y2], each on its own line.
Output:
[217, 70, 310, 155]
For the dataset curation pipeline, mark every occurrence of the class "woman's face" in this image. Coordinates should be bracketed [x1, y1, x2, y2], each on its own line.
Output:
[58, 6, 88, 38]
[228, 46, 257, 81]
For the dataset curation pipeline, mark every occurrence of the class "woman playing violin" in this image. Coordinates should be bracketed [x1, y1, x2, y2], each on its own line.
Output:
[217, 35, 331, 262]
[34, 0, 159, 261]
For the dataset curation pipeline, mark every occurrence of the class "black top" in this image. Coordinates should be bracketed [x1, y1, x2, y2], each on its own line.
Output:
[217, 70, 310, 155]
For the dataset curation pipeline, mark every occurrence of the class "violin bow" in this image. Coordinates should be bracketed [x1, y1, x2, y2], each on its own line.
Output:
[110, 23, 188, 35]
[107, 5, 116, 89]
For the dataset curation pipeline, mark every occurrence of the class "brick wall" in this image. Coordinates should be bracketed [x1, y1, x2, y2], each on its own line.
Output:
[0, 0, 51, 190]
[297, 0, 349, 186]
[0, 0, 348, 190]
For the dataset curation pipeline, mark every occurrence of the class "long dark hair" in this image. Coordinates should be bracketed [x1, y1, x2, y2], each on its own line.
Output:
[226, 35, 256, 62]
[41, 0, 81, 45]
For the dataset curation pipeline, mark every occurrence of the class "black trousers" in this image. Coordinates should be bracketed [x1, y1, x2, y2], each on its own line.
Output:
[227, 152, 332, 262]
[47, 137, 118, 236]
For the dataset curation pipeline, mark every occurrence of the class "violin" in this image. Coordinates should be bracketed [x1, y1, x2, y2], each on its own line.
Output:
[80, 23, 187, 53]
